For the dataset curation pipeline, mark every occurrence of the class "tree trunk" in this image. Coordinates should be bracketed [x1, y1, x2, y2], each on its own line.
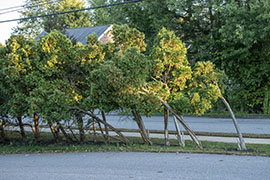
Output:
[48, 122, 60, 142]
[0, 120, 6, 141]
[68, 126, 79, 142]
[141, 88, 202, 148]
[57, 122, 73, 143]
[220, 96, 247, 151]
[102, 111, 110, 143]
[71, 107, 129, 144]
[132, 110, 152, 145]
[159, 99, 202, 149]
[164, 108, 170, 146]
[92, 112, 97, 143]
[173, 116, 185, 147]
[17, 117, 26, 140]
[33, 113, 40, 141]
[96, 119, 109, 144]
[76, 114, 85, 143]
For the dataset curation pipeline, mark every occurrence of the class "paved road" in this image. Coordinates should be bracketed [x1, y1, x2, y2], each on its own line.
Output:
[102, 115, 270, 134]
[0, 152, 269, 180]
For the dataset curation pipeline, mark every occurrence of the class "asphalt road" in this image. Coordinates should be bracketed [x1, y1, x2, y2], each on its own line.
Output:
[0, 152, 269, 180]
[102, 115, 270, 134]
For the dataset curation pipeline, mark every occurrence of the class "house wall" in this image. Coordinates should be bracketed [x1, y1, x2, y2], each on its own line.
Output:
[99, 30, 114, 44]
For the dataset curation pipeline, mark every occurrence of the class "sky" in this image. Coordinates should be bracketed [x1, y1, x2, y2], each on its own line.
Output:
[0, 0, 24, 44]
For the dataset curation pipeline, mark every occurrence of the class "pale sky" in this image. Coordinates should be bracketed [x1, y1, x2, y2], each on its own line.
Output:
[0, 0, 24, 44]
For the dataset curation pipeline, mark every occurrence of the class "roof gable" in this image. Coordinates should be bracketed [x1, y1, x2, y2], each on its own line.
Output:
[35, 25, 111, 45]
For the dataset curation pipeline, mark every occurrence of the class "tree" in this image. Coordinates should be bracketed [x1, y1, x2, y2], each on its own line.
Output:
[88, 0, 128, 26]
[14, 0, 92, 37]
[28, 30, 76, 142]
[0, 44, 9, 141]
[213, 0, 270, 114]
[188, 61, 246, 150]
[72, 34, 107, 142]
[88, 0, 179, 46]
[82, 24, 153, 145]
[149, 27, 192, 146]
[0, 35, 39, 140]
[166, 0, 270, 114]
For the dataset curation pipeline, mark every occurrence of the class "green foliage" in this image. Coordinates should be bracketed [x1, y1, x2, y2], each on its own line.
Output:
[164, 0, 270, 113]
[88, 0, 128, 26]
[14, 0, 91, 37]
[215, 0, 270, 113]
[0, 23, 229, 142]
[28, 80, 72, 123]
[0, 35, 38, 117]
[29, 30, 77, 123]
[37, 30, 73, 78]
[112, 24, 146, 53]
[43, 0, 92, 32]
[88, 47, 151, 113]
[149, 28, 192, 107]
[188, 61, 222, 115]
[89, 0, 179, 46]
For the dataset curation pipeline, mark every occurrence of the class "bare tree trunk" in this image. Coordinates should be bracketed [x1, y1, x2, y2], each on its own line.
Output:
[68, 126, 79, 142]
[132, 110, 152, 145]
[164, 108, 170, 146]
[57, 122, 73, 143]
[17, 117, 26, 140]
[48, 122, 60, 142]
[96, 120, 108, 144]
[76, 114, 85, 143]
[71, 107, 129, 144]
[101, 111, 110, 143]
[141, 88, 202, 148]
[160, 100, 202, 149]
[220, 96, 247, 151]
[33, 113, 40, 141]
[92, 112, 97, 143]
[173, 116, 185, 147]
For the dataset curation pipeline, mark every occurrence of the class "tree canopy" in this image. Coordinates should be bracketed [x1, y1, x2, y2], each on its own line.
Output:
[14, 0, 92, 37]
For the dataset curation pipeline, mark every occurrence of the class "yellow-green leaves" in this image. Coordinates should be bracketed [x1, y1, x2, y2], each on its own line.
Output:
[188, 61, 222, 115]
[112, 24, 147, 53]
[150, 27, 192, 102]
[37, 31, 73, 77]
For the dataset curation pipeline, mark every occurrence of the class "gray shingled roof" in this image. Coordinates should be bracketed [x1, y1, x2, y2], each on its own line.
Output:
[35, 25, 110, 45]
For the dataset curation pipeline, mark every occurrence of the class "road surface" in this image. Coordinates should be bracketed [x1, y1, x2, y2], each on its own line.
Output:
[102, 115, 270, 134]
[0, 152, 269, 180]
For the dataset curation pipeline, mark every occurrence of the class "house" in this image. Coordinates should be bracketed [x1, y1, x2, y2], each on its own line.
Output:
[35, 25, 113, 45]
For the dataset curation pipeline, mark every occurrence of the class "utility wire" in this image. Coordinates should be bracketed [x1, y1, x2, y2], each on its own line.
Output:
[0, 0, 143, 24]
[0, 0, 62, 15]
[0, 0, 61, 12]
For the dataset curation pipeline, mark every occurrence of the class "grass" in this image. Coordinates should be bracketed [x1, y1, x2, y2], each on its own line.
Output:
[0, 131, 269, 156]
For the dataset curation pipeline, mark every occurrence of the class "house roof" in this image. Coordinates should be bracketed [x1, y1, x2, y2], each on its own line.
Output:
[35, 25, 112, 45]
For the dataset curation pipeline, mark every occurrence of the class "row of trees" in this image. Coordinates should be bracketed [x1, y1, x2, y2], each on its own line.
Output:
[88, 0, 270, 114]
[13, 0, 269, 113]
[0, 23, 246, 150]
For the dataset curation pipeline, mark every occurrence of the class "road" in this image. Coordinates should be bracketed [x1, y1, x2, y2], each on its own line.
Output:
[102, 115, 270, 134]
[0, 152, 269, 180]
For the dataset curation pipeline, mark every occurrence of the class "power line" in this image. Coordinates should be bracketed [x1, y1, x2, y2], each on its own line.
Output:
[0, 0, 143, 24]
[0, 0, 61, 12]
[0, 0, 62, 15]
